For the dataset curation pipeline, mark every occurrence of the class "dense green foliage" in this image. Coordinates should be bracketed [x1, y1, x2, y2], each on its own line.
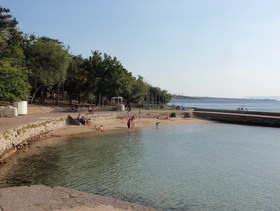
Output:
[0, 5, 172, 106]
[25, 36, 70, 103]
[0, 65, 30, 102]
[0, 6, 29, 101]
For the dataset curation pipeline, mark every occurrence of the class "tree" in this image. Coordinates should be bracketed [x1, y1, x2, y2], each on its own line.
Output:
[0, 6, 30, 102]
[65, 55, 87, 104]
[83, 50, 103, 105]
[121, 74, 149, 107]
[25, 36, 70, 103]
[0, 6, 24, 65]
[0, 64, 30, 102]
[84, 51, 126, 106]
[146, 85, 172, 105]
[101, 54, 125, 104]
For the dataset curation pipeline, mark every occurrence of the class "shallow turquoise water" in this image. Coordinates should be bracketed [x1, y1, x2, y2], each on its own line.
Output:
[1, 123, 280, 210]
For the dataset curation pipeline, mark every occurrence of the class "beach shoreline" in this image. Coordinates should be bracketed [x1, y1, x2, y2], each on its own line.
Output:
[0, 109, 206, 162]
[49, 117, 212, 138]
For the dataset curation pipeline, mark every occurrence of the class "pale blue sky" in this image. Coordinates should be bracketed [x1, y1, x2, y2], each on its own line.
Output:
[2, 0, 280, 98]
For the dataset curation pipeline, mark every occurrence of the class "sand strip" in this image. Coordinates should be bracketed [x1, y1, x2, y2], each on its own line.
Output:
[50, 117, 212, 137]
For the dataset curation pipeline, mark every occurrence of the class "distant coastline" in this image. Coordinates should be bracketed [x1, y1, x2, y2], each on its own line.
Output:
[172, 95, 279, 101]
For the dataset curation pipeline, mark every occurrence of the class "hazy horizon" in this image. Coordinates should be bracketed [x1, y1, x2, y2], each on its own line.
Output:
[172, 95, 280, 101]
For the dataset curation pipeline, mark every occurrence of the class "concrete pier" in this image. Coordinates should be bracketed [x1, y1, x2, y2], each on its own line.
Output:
[192, 108, 280, 127]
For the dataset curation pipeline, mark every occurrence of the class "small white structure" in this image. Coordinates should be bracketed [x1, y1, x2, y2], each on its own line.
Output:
[111, 97, 124, 104]
[0, 106, 6, 117]
[0, 106, 18, 117]
[5, 106, 12, 117]
[116, 104, 125, 111]
[13, 101, 28, 115]
[11, 107, 18, 117]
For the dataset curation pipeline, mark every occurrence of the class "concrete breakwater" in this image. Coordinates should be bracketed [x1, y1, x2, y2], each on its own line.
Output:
[192, 108, 280, 127]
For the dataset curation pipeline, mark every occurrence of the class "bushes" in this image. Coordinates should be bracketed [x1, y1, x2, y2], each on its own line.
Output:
[170, 112, 176, 118]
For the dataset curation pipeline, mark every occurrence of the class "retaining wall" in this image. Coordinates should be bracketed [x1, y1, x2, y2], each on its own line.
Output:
[0, 117, 66, 160]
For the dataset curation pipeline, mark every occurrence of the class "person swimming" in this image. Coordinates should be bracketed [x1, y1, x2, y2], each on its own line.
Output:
[98, 125, 104, 132]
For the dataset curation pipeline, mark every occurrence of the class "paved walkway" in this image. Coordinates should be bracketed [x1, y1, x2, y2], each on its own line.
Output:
[0, 112, 75, 133]
[0, 185, 158, 211]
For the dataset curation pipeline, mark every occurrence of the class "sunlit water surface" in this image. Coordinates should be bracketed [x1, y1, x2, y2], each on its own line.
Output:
[1, 123, 280, 210]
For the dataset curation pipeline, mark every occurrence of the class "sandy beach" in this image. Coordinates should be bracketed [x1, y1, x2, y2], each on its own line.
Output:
[50, 117, 211, 138]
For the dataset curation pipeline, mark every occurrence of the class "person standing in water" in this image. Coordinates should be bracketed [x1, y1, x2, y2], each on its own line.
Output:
[127, 118, 131, 129]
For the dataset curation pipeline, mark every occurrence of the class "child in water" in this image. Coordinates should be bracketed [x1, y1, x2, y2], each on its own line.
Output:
[95, 124, 104, 132]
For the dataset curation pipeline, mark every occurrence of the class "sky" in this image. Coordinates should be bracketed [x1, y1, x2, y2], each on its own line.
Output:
[2, 0, 280, 98]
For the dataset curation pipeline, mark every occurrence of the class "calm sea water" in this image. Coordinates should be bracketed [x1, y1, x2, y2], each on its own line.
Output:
[171, 99, 280, 112]
[1, 123, 280, 210]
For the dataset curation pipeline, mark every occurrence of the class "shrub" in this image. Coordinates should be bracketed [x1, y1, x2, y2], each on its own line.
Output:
[170, 112, 176, 118]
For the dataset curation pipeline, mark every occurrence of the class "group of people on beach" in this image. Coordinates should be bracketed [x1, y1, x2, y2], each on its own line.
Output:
[77, 114, 91, 125]
[77, 113, 104, 132]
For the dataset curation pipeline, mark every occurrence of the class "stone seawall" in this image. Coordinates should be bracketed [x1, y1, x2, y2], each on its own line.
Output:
[194, 108, 280, 117]
[0, 117, 66, 160]
[193, 109, 280, 127]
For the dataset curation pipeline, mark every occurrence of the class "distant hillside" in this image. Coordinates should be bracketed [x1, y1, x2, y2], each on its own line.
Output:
[172, 95, 278, 101]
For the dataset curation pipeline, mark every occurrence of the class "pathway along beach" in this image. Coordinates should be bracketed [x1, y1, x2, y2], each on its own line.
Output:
[0, 110, 211, 211]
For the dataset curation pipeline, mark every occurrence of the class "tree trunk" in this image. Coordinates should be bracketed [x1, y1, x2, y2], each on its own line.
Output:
[100, 95, 103, 106]
[30, 81, 40, 104]
[78, 92, 81, 104]
[41, 86, 45, 104]
[69, 93, 72, 105]
[96, 93, 100, 106]
[61, 83, 64, 101]
[56, 85, 59, 106]
[30, 85, 41, 104]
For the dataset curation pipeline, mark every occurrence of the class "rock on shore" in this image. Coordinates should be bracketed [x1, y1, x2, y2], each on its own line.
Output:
[0, 185, 158, 211]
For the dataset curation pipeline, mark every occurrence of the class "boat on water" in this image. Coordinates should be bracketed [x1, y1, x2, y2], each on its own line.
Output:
[237, 106, 248, 111]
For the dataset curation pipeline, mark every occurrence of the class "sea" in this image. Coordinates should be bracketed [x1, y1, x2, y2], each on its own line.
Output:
[170, 99, 280, 112]
[1, 121, 280, 210]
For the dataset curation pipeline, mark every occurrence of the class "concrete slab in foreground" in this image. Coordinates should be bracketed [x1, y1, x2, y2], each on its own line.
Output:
[0, 185, 158, 211]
